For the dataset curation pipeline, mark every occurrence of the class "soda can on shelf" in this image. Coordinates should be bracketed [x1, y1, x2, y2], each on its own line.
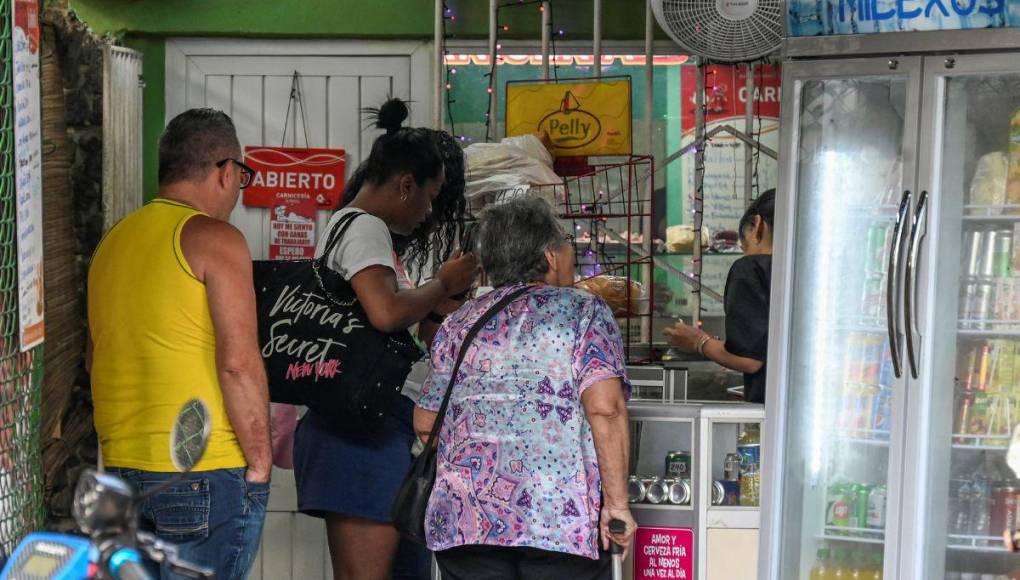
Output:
[994, 229, 1013, 277]
[669, 479, 691, 505]
[1012, 223, 1020, 274]
[860, 275, 884, 321]
[864, 223, 890, 274]
[990, 485, 1018, 535]
[964, 229, 985, 278]
[724, 453, 741, 481]
[851, 483, 872, 529]
[878, 341, 895, 388]
[628, 475, 647, 504]
[861, 335, 884, 386]
[665, 450, 691, 479]
[720, 480, 740, 506]
[960, 283, 977, 327]
[645, 477, 668, 505]
[711, 481, 725, 506]
[867, 484, 887, 529]
[982, 229, 1001, 278]
[871, 387, 892, 435]
[971, 282, 995, 328]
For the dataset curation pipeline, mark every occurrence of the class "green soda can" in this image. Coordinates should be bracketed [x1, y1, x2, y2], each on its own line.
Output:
[854, 483, 872, 530]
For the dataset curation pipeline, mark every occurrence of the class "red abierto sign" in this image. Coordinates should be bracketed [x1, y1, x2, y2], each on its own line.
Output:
[268, 195, 317, 260]
[681, 64, 781, 129]
[634, 527, 694, 580]
[243, 146, 346, 209]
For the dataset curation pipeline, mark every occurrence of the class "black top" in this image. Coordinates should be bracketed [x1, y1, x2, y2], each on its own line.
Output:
[723, 254, 772, 404]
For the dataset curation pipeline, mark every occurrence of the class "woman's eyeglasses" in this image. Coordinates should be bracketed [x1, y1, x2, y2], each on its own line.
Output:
[216, 158, 256, 189]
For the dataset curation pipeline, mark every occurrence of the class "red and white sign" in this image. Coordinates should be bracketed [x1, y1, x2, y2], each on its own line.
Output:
[269, 195, 317, 260]
[634, 527, 694, 580]
[681, 64, 781, 129]
[243, 146, 346, 209]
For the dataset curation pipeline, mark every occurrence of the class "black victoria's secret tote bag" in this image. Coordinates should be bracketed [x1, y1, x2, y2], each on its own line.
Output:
[253, 211, 422, 433]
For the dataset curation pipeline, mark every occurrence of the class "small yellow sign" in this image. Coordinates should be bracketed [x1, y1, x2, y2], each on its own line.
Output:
[505, 77, 632, 157]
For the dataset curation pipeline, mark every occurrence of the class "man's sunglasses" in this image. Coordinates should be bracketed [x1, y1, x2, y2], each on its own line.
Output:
[216, 158, 256, 189]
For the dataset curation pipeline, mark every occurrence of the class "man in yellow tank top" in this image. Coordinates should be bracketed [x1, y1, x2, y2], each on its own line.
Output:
[88, 108, 271, 580]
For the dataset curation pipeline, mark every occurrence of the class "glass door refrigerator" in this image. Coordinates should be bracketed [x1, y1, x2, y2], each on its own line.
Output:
[761, 31, 1020, 580]
[759, 56, 924, 580]
[913, 54, 1020, 580]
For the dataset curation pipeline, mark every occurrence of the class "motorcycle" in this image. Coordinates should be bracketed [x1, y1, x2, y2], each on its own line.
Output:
[0, 399, 215, 580]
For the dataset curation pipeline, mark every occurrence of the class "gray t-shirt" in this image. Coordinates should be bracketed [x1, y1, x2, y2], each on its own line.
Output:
[315, 208, 426, 403]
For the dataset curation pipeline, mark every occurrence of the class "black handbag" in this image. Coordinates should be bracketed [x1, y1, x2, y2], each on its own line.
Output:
[253, 211, 423, 433]
[392, 286, 531, 545]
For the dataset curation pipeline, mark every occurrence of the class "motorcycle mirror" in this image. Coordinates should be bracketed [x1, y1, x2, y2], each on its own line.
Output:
[171, 399, 211, 473]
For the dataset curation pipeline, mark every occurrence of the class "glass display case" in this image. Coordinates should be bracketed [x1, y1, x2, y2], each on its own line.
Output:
[623, 402, 764, 580]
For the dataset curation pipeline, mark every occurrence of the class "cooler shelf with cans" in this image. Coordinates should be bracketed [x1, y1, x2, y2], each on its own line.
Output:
[623, 401, 764, 580]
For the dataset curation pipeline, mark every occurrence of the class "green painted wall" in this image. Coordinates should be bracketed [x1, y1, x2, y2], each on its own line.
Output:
[71, 0, 664, 39]
[71, 0, 669, 200]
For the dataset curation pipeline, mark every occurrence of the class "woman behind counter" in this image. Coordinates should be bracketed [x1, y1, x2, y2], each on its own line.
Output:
[414, 198, 635, 580]
[664, 189, 775, 404]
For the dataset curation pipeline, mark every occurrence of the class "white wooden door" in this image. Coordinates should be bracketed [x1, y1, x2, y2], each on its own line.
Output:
[165, 38, 433, 580]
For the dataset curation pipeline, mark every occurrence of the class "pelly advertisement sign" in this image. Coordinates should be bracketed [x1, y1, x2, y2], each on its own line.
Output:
[505, 77, 632, 157]
[789, 0, 1020, 36]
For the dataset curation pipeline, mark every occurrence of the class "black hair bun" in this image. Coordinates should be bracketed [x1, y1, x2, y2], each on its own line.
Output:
[375, 98, 409, 134]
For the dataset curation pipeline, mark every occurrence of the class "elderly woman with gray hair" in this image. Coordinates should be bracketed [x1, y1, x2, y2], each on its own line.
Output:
[413, 198, 635, 580]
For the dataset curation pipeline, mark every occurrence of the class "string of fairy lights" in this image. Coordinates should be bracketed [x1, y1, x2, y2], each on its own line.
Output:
[440, 0, 567, 144]
[440, 3, 772, 325]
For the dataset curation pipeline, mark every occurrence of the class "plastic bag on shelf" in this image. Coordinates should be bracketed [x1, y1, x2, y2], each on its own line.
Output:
[464, 134, 561, 212]
[969, 151, 1008, 211]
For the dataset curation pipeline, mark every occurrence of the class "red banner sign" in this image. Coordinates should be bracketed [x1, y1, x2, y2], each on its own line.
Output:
[269, 195, 317, 260]
[243, 146, 346, 209]
[681, 64, 781, 129]
[634, 527, 694, 580]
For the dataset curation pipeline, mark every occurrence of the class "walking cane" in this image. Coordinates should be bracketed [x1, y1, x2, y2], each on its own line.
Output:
[609, 519, 627, 580]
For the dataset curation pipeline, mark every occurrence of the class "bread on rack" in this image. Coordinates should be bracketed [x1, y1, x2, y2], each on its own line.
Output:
[575, 275, 645, 316]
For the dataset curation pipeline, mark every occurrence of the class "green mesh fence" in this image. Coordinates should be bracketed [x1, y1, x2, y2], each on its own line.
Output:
[0, 0, 45, 561]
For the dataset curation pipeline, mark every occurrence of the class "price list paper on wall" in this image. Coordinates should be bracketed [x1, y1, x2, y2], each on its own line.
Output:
[13, 0, 44, 351]
[634, 527, 694, 579]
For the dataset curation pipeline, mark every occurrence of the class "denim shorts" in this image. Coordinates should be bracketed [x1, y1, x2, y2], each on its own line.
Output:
[107, 467, 269, 580]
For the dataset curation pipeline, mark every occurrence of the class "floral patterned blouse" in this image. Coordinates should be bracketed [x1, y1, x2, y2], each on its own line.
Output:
[418, 284, 630, 560]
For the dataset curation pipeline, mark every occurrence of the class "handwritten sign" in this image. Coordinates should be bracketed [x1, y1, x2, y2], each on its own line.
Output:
[788, 0, 1020, 36]
[505, 78, 632, 156]
[680, 64, 781, 237]
[269, 196, 317, 260]
[634, 527, 694, 580]
[244, 146, 346, 209]
[13, 0, 43, 351]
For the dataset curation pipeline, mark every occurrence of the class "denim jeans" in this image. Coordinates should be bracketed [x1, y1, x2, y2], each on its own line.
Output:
[108, 467, 269, 580]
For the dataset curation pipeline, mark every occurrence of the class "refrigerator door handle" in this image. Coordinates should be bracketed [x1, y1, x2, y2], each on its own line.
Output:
[887, 189, 911, 379]
[904, 190, 929, 380]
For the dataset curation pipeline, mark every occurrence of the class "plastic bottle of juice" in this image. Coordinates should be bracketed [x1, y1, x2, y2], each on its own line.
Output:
[869, 552, 883, 580]
[810, 548, 830, 580]
[848, 551, 868, 579]
[829, 549, 848, 579]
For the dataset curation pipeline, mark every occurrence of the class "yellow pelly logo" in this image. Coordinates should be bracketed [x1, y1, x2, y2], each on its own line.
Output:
[538, 91, 602, 150]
